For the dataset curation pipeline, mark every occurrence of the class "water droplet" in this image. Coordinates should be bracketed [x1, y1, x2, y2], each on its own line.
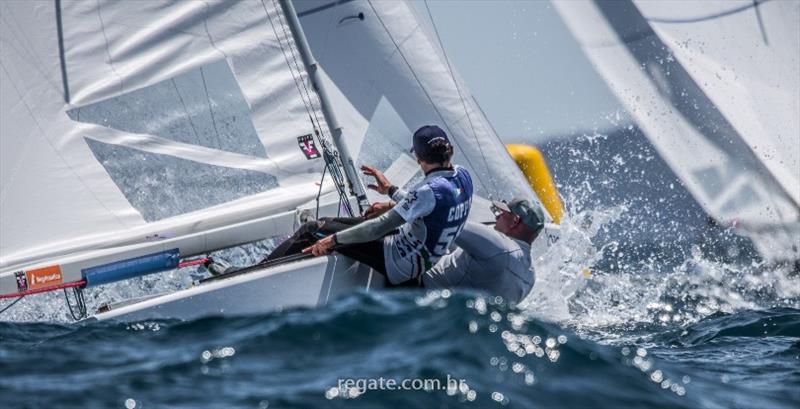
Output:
[468, 321, 478, 333]
[491, 392, 505, 402]
[325, 387, 339, 399]
[650, 370, 663, 383]
[525, 371, 535, 385]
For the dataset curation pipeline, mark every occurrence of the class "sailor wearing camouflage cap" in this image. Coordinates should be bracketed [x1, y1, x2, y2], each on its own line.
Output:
[423, 197, 546, 304]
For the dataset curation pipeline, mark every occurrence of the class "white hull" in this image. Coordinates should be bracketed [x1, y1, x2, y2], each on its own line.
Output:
[91, 223, 560, 322]
[92, 255, 382, 322]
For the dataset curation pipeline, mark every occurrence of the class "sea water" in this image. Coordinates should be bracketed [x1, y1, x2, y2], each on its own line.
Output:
[1, 129, 798, 408]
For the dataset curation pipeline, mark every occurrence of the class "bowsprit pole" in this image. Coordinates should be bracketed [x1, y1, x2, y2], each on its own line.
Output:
[278, 0, 370, 214]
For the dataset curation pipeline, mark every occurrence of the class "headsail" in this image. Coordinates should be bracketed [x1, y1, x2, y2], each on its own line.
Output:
[295, 0, 539, 205]
[553, 0, 800, 262]
[0, 0, 343, 271]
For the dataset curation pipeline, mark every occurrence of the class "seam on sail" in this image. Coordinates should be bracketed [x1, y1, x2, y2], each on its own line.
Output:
[0, 62, 132, 229]
[0, 7, 62, 94]
[365, 0, 491, 195]
[94, 0, 125, 97]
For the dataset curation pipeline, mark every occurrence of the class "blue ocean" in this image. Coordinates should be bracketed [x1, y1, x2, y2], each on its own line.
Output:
[2, 129, 798, 408]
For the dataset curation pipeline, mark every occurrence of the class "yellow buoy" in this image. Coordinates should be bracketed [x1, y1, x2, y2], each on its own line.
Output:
[506, 144, 563, 224]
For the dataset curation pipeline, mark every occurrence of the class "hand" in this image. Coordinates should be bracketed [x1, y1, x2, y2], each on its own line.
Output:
[364, 201, 395, 219]
[361, 165, 393, 195]
[302, 235, 336, 257]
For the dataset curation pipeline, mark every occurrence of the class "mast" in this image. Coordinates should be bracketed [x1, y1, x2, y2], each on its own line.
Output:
[279, 0, 369, 213]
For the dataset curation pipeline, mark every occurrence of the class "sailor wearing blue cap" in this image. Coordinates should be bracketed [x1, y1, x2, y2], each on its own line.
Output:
[269, 125, 473, 286]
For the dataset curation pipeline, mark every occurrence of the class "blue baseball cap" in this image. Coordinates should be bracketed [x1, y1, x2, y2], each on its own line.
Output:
[411, 125, 451, 158]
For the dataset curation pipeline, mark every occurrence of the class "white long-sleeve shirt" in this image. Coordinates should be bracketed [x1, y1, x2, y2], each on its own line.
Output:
[423, 221, 534, 304]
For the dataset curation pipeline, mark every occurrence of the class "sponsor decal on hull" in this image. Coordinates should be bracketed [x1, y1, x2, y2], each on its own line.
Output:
[14, 271, 28, 292]
[25, 265, 63, 290]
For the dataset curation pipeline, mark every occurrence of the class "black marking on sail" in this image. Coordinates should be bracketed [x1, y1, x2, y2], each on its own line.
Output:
[85, 138, 278, 222]
[593, 0, 790, 201]
[68, 60, 266, 158]
[55, 0, 70, 103]
[297, 134, 320, 159]
[297, 0, 357, 18]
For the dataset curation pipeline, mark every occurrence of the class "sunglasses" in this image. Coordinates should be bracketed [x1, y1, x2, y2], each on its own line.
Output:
[490, 201, 511, 219]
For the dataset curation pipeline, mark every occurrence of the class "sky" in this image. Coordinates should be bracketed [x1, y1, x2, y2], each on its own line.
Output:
[415, 0, 627, 144]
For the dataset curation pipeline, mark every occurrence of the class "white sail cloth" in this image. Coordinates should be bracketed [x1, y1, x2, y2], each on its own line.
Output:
[296, 0, 538, 204]
[636, 0, 800, 212]
[553, 0, 799, 262]
[0, 0, 334, 270]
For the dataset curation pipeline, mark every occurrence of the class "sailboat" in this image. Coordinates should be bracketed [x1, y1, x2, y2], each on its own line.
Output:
[553, 0, 800, 265]
[0, 0, 558, 321]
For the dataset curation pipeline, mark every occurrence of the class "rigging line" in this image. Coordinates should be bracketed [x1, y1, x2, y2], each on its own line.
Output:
[0, 62, 131, 228]
[272, 0, 331, 144]
[364, 0, 490, 194]
[0, 296, 24, 316]
[423, 0, 494, 186]
[263, 0, 324, 141]
[171, 78, 203, 144]
[645, 0, 773, 24]
[262, 0, 352, 212]
[752, 0, 769, 46]
[270, 0, 354, 214]
[315, 163, 329, 219]
[199, 66, 223, 150]
[63, 287, 87, 321]
[299, 0, 342, 73]
[297, 0, 356, 18]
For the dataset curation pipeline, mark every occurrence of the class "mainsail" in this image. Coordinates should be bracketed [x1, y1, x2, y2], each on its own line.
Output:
[1, 0, 342, 272]
[553, 0, 800, 263]
[1, 0, 543, 298]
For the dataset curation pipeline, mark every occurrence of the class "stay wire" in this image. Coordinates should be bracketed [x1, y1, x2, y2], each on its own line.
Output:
[0, 296, 24, 316]
[315, 162, 328, 219]
[272, 0, 353, 214]
[276, 0, 354, 216]
[264, 0, 354, 215]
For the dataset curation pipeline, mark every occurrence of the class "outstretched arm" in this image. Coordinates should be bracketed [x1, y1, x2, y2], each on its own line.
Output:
[303, 210, 405, 256]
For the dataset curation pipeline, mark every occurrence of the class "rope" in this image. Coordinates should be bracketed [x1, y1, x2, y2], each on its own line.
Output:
[0, 296, 24, 316]
[316, 163, 329, 219]
[0, 279, 87, 299]
[263, 0, 354, 216]
[271, 0, 355, 216]
[63, 287, 87, 321]
[178, 257, 210, 268]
